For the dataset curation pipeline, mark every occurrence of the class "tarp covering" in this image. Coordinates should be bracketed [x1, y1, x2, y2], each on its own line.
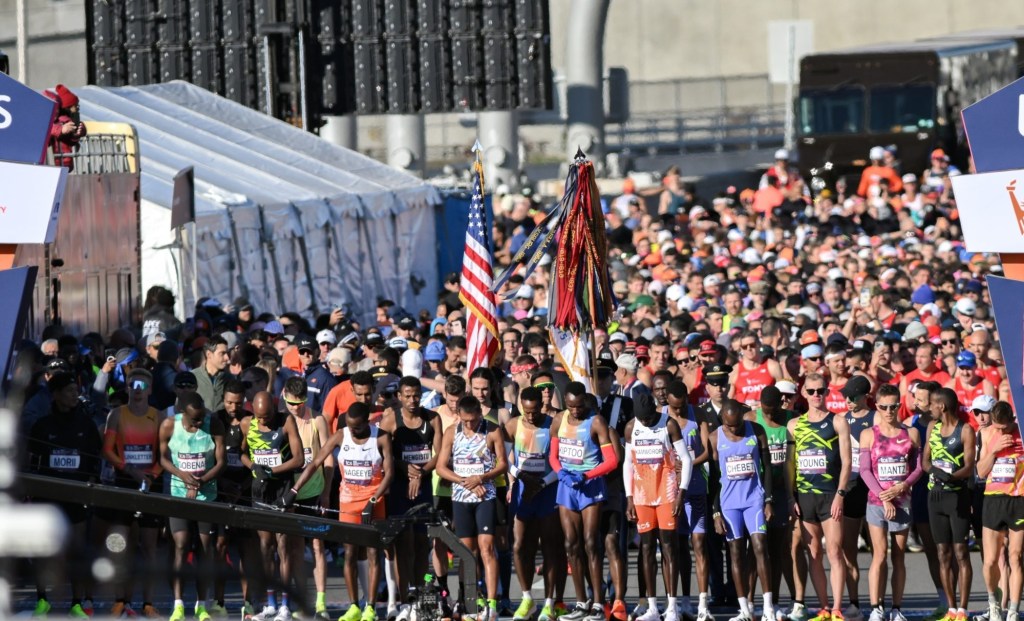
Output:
[77, 81, 442, 325]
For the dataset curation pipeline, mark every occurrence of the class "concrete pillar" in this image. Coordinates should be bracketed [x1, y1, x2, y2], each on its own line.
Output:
[321, 115, 358, 151]
[476, 110, 519, 190]
[386, 114, 426, 177]
[564, 0, 610, 173]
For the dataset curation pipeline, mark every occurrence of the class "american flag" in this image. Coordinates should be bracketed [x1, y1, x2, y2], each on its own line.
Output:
[459, 160, 500, 374]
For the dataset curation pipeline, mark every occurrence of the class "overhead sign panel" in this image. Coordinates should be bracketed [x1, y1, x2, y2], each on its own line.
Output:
[961, 75, 1024, 173]
[0, 160, 68, 244]
[986, 275, 1024, 435]
[0, 71, 57, 164]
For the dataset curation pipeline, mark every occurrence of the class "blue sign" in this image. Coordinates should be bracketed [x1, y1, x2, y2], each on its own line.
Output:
[0, 266, 38, 387]
[986, 275, 1024, 436]
[0, 71, 57, 164]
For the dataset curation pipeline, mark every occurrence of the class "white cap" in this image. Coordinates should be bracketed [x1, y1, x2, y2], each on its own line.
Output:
[902, 173, 918, 184]
[615, 353, 639, 372]
[954, 298, 977, 317]
[774, 258, 791, 269]
[775, 380, 798, 395]
[387, 336, 409, 351]
[514, 284, 535, 299]
[971, 395, 997, 413]
[316, 329, 337, 345]
[401, 348, 423, 378]
[827, 267, 844, 281]
[869, 146, 885, 160]
[657, 230, 673, 244]
[609, 332, 628, 344]
[703, 274, 722, 288]
[665, 284, 685, 302]
[774, 148, 790, 160]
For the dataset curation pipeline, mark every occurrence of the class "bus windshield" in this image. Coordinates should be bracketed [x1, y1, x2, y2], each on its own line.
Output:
[868, 85, 936, 133]
[797, 87, 865, 135]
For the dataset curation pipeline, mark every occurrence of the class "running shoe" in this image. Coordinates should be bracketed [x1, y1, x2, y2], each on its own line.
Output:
[806, 611, 831, 621]
[787, 604, 809, 621]
[1004, 610, 1017, 621]
[555, 603, 569, 618]
[207, 602, 229, 618]
[82, 599, 94, 617]
[844, 606, 863, 621]
[315, 607, 331, 620]
[169, 604, 187, 621]
[974, 613, 991, 621]
[361, 604, 379, 621]
[868, 609, 885, 621]
[988, 605, 1004, 621]
[762, 611, 776, 621]
[241, 601, 255, 620]
[514, 597, 538, 621]
[33, 598, 51, 617]
[197, 605, 213, 621]
[397, 604, 413, 621]
[831, 611, 845, 621]
[697, 609, 716, 621]
[124, 605, 139, 618]
[273, 605, 292, 621]
[585, 603, 607, 621]
[727, 613, 752, 621]
[110, 602, 128, 618]
[251, 606, 278, 621]
[611, 600, 628, 621]
[926, 608, 951, 621]
[635, 608, 660, 621]
[140, 604, 161, 618]
[489, 607, 499, 621]
[665, 606, 681, 621]
[539, 604, 556, 621]
[889, 611, 907, 621]
[387, 606, 399, 621]
[562, 602, 591, 621]
[340, 604, 364, 621]
[956, 611, 969, 621]
[69, 604, 90, 619]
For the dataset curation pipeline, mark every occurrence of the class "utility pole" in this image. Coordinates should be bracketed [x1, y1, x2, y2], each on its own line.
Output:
[15, 0, 28, 84]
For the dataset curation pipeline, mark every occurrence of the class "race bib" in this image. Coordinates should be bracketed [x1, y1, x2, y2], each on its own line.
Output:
[851, 450, 861, 473]
[797, 449, 827, 474]
[933, 459, 954, 475]
[992, 458, 1016, 483]
[769, 442, 786, 466]
[227, 452, 243, 468]
[344, 459, 373, 485]
[49, 449, 80, 471]
[877, 456, 908, 482]
[454, 456, 486, 477]
[725, 453, 756, 480]
[519, 451, 546, 474]
[634, 438, 663, 465]
[303, 446, 313, 466]
[177, 452, 206, 474]
[252, 448, 282, 468]
[558, 437, 585, 466]
[124, 444, 154, 465]
[402, 444, 431, 466]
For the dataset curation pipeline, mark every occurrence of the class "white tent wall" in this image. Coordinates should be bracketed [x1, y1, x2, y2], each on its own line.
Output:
[139, 198, 183, 317]
[396, 205, 441, 318]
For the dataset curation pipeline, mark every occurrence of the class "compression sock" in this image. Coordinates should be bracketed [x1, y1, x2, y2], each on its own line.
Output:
[738, 598, 750, 617]
[385, 561, 398, 608]
[522, 582, 535, 599]
[358, 559, 369, 605]
[764, 593, 774, 611]
[488, 599, 498, 612]
[267, 591, 277, 609]
[669, 597, 678, 613]
[317, 592, 327, 609]
[649, 598, 658, 611]
[699, 593, 709, 612]
[990, 594, 1000, 606]
[1010, 602, 1021, 612]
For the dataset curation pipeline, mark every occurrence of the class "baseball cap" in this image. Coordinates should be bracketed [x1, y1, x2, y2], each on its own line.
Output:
[869, 146, 885, 160]
[971, 395, 997, 413]
[931, 148, 949, 161]
[174, 371, 198, 388]
[397, 316, 417, 331]
[220, 331, 239, 350]
[364, 332, 385, 347]
[665, 284, 685, 302]
[699, 340, 717, 356]
[902, 173, 918, 184]
[609, 332, 628, 344]
[964, 280, 984, 294]
[316, 329, 337, 345]
[263, 320, 285, 335]
[954, 298, 977, 317]
[387, 336, 409, 351]
[774, 148, 789, 161]
[903, 322, 928, 342]
[424, 340, 447, 362]
[615, 354, 639, 372]
[514, 284, 535, 300]
[703, 274, 722, 288]
[145, 332, 166, 348]
[401, 349, 423, 378]
[911, 285, 935, 305]
[629, 294, 656, 311]
[801, 344, 823, 359]
[799, 330, 821, 346]
[840, 375, 871, 400]
[956, 351, 978, 368]
[295, 335, 317, 352]
[775, 380, 798, 395]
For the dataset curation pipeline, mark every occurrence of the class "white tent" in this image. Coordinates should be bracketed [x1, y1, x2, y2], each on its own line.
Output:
[77, 81, 442, 325]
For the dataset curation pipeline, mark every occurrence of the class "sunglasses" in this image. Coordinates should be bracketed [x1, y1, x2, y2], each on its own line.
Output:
[877, 404, 900, 411]
[740, 343, 757, 350]
[131, 380, 150, 390]
[805, 387, 827, 396]
[299, 349, 315, 356]
[805, 356, 822, 362]
[533, 382, 555, 390]
[941, 339, 959, 345]
[284, 398, 307, 406]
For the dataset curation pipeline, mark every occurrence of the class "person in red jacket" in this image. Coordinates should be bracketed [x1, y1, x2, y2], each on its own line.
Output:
[44, 84, 86, 171]
[857, 146, 903, 198]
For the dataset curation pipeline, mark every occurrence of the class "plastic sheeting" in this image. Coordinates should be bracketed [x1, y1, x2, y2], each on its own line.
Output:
[76, 81, 442, 325]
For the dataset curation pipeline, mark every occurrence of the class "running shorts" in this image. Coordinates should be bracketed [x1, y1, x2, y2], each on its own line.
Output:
[513, 482, 558, 520]
[340, 498, 385, 525]
[865, 502, 911, 532]
[683, 494, 707, 535]
[635, 503, 676, 534]
[721, 505, 766, 541]
[928, 489, 972, 545]
[453, 499, 498, 538]
[797, 492, 835, 524]
[982, 495, 1024, 532]
[555, 477, 606, 512]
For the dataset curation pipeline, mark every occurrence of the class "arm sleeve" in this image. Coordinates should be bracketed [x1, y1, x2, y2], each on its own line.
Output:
[584, 443, 620, 480]
[673, 438, 692, 490]
[759, 438, 773, 499]
[859, 448, 884, 497]
[623, 443, 635, 497]
[904, 443, 924, 488]
[548, 436, 562, 473]
[709, 455, 722, 514]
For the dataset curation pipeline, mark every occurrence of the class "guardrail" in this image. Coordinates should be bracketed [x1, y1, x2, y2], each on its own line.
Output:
[607, 105, 786, 156]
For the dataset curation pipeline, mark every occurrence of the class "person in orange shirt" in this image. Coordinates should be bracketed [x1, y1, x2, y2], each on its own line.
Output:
[323, 371, 376, 434]
[857, 146, 903, 198]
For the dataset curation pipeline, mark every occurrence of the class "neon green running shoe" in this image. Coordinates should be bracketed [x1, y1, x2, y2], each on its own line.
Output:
[33, 598, 51, 617]
[361, 605, 378, 621]
[169, 604, 187, 621]
[514, 597, 538, 621]
[539, 605, 556, 621]
[197, 604, 213, 621]
[340, 604, 363, 621]
[68, 603, 89, 619]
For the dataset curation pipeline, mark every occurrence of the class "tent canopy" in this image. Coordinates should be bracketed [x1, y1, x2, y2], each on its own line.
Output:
[77, 81, 442, 326]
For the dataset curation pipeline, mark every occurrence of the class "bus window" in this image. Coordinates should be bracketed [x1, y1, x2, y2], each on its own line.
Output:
[868, 85, 936, 133]
[798, 87, 865, 135]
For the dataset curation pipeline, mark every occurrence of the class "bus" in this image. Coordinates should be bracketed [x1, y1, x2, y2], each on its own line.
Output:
[797, 37, 1017, 181]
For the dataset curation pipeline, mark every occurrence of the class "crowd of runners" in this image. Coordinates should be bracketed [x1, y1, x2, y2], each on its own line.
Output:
[10, 147, 1024, 621]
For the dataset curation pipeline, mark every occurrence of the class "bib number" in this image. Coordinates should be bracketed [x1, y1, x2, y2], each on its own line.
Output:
[344, 459, 373, 485]
[177, 452, 206, 474]
[725, 454, 756, 480]
[797, 449, 827, 475]
[519, 452, 546, 474]
[253, 449, 282, 468]
[49, 449, 80, 471]
[933, 459, 954, 475]
[124, 444, 154, 466]
[769, 442, 786, 466]
[454, 457, 485, 477]
[402, 444, 431, 466]
[634, 438, 663, 465]
[558, 438, 585, 466]
[992, 458, 1016, 483]
[877, 456, 907, 482]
